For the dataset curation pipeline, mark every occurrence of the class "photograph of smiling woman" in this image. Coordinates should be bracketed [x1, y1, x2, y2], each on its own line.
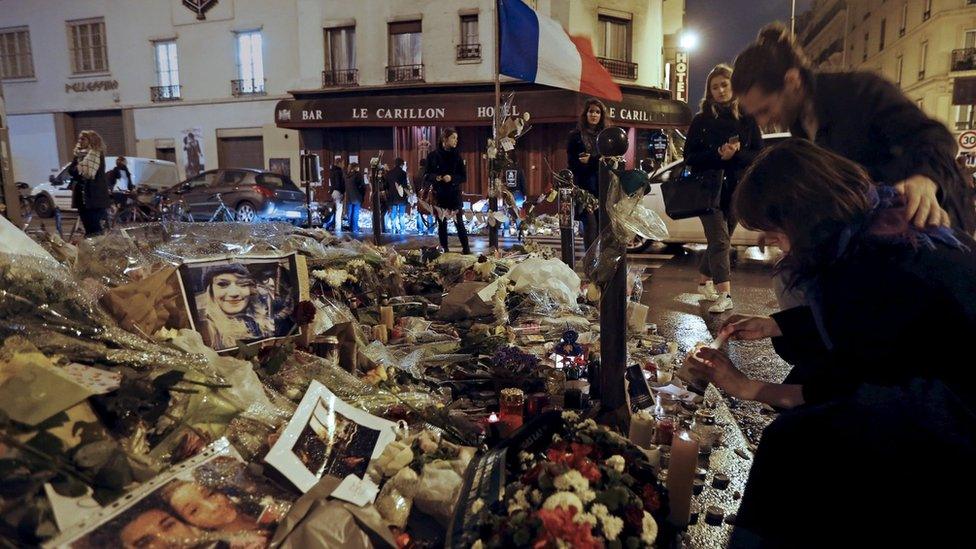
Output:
[178, 254, 300, 352]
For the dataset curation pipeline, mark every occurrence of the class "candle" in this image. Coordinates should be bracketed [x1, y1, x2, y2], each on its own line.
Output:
[379, 305, 395, 330]
[628, 410, 656, 449]
[486, 412, 502, 442]
[372, 324, 388, 344]
[499, 388, 525, 436]
[667, 430, 700, 527]
[653, 417, 675, 445]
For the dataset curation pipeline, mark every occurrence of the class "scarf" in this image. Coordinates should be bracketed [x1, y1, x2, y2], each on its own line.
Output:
[804, 185, 969, 349]
[73, 146, 100, 180]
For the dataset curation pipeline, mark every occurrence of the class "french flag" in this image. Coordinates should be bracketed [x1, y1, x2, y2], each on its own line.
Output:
[499, 0, 622, 102]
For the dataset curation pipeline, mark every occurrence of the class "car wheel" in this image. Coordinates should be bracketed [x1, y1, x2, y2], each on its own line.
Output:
[34, 194, 55, 218]
[627, 236, 654, 254]
[235, 201, 256, 223]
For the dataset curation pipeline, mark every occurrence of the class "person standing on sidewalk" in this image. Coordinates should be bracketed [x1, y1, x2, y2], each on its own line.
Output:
[68, 130, 111, 237]
[328, 156, 346, 233]
[344, 162, 368, 235]
[425, 128, 471, 254]
[567, 98, 611, 252]
[384, 157, 410, 234]
[684, 64, 763, 313]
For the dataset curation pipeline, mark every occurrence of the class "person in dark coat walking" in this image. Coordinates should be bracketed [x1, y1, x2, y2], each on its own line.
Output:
[344, 162, 368, 234]
[107, 156, 134, 209]
[383, 158, 410, 234]
[732, 22, 976, 235]
[425, 128, 470, 254]
[326, 156, 346, 232]
[684, 64, 763, 314]
[685, 140, 976, 548]
[567, 98, 611, 251]
[68, 130, 110, 237]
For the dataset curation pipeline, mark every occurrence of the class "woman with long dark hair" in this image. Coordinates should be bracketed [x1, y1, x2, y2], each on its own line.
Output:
[567, 98, 611, 251]
[425, 128, 470, 254]
[684, 64, 763, 313]
[68, 130, 111, 236]
[686, 139, 976, 547]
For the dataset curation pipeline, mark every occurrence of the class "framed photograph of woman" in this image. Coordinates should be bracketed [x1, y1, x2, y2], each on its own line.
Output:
[177, 253, 307, 352]
[53, 440, 295, 549]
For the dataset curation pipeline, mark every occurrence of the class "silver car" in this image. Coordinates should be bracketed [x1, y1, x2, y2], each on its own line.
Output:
[164, 168, 310, 223]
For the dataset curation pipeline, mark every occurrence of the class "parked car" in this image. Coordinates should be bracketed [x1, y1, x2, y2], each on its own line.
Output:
[29, 157, 179, 218]
[630, 133, 790, 252]
[161, 168, 310, 224]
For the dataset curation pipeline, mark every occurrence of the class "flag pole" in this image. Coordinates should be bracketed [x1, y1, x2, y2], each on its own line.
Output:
[489, 0, 501, 251]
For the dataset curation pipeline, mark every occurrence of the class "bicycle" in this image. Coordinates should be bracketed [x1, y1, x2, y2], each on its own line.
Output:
[208, 193, 238, 222]
[114, 189, 195, 226]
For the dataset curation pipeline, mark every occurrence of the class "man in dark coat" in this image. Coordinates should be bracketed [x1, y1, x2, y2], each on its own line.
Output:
[383, 157, 410, 234]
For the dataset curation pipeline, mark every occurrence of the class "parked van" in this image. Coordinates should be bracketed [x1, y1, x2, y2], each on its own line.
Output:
[29, 157, 179, 217]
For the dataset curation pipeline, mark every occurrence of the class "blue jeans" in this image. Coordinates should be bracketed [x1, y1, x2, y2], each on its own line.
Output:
[347, 202, 361, 234]
[388, 203, 406, 233]
[416, 210, 435, 234]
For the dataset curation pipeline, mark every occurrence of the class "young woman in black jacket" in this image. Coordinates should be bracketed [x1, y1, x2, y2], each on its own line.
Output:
[686, 140, 976, 547]
[68, 130, 110, 237]
[424, 128, 470, 254]
[566, 98, 611, 251]
[683, 64, 763, 313]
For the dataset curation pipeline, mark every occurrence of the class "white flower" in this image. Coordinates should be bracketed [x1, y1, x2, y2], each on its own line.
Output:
[561, 410, 580, 422]
[472, 498, 484, 513]
[574, 512, 598, 526]
[590, 504, 610, 521]
[606, 455, 626, 474]
[553, 470, 590, 494]
[507, 488, 530, 515]
[641, 511, 659, 545]
[518, 451, 534, 464]
[580, 419, 599, 432]
[578, 488, 596, 503]
[312, 268, 355, 287]
[542, 491, 584, 512]
[529, 489, 543, 505]
[600, 514, 624, 540]
[471, 540, 484, 549]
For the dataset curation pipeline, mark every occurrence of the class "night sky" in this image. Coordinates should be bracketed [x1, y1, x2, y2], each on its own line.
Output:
[685, 0, 815, 110]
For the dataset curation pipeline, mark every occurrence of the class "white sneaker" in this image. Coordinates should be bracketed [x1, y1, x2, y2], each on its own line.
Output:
[698, 281, 720, 301]
[708, 294, 734, 313]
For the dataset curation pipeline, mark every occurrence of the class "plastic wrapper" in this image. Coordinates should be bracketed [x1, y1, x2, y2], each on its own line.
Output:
[506, 257, 581, 308]
[375, 483, 413, 529]
[0, 214, 56, 260]
[628, 266, 647, 303]
[582, 225, 627, 288]
[310, 296, 356, 336]
[414, 461, 464, 525]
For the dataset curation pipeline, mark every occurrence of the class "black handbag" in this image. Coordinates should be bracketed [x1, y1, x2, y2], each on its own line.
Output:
[660, 167, 724, 220]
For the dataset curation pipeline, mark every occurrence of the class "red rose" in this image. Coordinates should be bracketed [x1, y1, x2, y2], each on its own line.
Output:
[641, 484, 661, 512]
[533, 507, 603, 549]
[576, 458, 602, 483]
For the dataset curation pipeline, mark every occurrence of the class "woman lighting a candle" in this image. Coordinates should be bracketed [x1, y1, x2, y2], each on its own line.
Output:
[685, 139, 976, 547]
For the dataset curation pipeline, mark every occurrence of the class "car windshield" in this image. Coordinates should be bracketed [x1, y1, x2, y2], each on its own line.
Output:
[139, 163, 179, 190]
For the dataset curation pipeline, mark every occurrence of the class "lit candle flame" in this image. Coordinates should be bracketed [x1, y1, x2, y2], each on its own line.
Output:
[488, 412, 500, 423]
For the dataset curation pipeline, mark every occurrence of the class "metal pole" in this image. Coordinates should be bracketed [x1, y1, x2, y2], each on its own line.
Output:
[371, 156, 382, 246]
[596, 129, 629, 422]
[790, 0, 797, 36]
[489, 0, 501, 251]
[558, 184, 575, 268]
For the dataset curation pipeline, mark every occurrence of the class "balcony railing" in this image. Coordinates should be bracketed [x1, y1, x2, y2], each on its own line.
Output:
[386, 64, 424, 83]
[952, 48, 976, 72]
[150, 85, 181, 102]
[597, 57, 638, 80]
[322, 68, 358, 87]
[231, 78, 266, 97]
[457, 43, 482, 60]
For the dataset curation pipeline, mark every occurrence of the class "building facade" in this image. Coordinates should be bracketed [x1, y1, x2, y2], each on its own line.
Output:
[0, 0, 303, 185]
[0, 0, 687, 195]
[279, 0, 689, 198]
[799, 0, 976, 145]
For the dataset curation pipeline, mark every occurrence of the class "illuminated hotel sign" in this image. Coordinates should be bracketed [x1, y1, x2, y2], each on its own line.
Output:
[674, 50, 689, 103]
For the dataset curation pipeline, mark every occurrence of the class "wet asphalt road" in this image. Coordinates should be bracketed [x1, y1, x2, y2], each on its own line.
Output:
[640, 245, 791, 446]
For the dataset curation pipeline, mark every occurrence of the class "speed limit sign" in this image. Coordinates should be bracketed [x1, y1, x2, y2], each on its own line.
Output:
[959, 131, 976, 150]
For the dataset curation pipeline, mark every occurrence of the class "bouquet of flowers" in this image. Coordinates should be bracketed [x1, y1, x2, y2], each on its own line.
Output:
[472, 411, 666, 549]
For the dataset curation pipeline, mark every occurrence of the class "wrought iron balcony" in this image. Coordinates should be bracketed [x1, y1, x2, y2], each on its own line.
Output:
[150, 85, 181, 102]
[952, 48, 976, 72]
[597, 57, 638, 80]
[457, 43, 482, 60]
[322, 68, 358, 87]
[231, 78, 266, 97]
[386, 64, 424, 83]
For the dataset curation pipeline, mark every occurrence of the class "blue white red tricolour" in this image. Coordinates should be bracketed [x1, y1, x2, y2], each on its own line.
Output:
[498, 0, 623, 102]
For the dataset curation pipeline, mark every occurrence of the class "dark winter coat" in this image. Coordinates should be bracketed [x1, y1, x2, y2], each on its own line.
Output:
[384, 166, 410, 205]
[684, 106, 763, 207]
[69, 154, 110, 210]
[793, 71, 976, 233]
[329, 165, 346, 195]
[566, 128, 600, 196]
[424, 146, 467, 211]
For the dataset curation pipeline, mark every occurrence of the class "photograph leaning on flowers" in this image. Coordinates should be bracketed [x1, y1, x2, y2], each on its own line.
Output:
[1, 0, 975, 548]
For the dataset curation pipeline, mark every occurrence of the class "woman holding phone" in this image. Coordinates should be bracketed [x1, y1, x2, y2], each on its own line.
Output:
[567, 98, 611, 251]
[684, 64, 763, 313]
